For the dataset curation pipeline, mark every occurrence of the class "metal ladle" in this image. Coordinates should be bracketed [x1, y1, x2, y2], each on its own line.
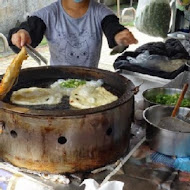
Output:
[177, 111, 190, 124]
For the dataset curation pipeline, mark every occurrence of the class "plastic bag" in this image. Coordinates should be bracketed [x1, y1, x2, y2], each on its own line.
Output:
[174, 157, 190, 172]
[127, 51, 169, 70]
[127, 50, 186, 72]
[135, 0, 171, 38]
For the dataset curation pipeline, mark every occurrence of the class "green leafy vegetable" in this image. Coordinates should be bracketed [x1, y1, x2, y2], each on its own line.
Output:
[60, 79, 86, 88]
[135, 1, 171, 38]
[148, 93, 190, 107]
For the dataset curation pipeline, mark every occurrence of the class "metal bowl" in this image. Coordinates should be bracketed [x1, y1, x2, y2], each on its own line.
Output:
[142, 87, 190, 109]
[143, 105, 190, 157]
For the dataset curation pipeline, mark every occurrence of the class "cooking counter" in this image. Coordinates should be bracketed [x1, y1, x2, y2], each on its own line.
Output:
[1, 70, 190, 190]
[120, 70, 171, 102]
[2, 123, 190, 190]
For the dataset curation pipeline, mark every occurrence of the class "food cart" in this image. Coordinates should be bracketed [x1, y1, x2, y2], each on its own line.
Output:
[1, 0, 190, 190]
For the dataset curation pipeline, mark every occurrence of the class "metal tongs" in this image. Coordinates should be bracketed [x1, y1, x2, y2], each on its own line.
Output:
[25, 44, 48, 65]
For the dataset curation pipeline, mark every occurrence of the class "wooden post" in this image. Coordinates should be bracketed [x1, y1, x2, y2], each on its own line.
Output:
[130, 0, 133, 7]
[117, 0, 120, 18]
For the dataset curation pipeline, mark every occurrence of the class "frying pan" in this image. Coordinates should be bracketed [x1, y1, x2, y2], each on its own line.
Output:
[0, 66, 135, 173]
[1, 66, 134, 116]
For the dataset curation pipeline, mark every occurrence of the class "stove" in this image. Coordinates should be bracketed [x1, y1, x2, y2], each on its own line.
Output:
[1, 71, 190, 190]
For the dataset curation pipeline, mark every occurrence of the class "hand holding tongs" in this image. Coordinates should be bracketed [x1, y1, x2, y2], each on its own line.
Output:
[25, 44, 48, 65]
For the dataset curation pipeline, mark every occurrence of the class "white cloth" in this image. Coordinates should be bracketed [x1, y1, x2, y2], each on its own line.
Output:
[12, 177, 54, 190]
[81, 179, 124, 190]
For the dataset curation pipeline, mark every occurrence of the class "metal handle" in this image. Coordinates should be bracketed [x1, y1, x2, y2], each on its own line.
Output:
[132, 82, 144, 95]
[0, 121, 5, 134]
[25, 46, 42, 65]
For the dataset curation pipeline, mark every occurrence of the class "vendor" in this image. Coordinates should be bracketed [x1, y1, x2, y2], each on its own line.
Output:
[8, 0, 138, 67]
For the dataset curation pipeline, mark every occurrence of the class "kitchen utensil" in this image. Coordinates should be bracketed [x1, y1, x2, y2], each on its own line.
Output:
[177, 111, 190, 124]
[25, 44, 48, 65]
[143, 105, 190, 157]
[158, 83, 189, 128]
[110, 44, 128, 55]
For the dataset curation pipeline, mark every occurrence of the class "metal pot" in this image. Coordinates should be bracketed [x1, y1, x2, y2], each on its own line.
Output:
[143, 105, 190, 157]
[0, 66, 135, 174]
[143, 87, 190, 109]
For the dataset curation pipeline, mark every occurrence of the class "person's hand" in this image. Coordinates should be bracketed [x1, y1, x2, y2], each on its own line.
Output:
[11, 29, 31, 49]
[114, 29, 138, 46]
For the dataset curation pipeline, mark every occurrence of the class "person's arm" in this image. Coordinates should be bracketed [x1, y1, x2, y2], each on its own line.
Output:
[101, 15, 138, 48]
[8, 16, 46, 53]
[101, 15, 125, 48]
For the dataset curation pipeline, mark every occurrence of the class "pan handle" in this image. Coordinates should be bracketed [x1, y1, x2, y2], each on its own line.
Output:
[0, 121, 5, 134]
[132, 82, 144, 95]
[114, 70, 143, 95]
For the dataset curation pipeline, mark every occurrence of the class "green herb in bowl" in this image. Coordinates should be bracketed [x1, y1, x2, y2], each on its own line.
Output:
[149, 93, 190, 107]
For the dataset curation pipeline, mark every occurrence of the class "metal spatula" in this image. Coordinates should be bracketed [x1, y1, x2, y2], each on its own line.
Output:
[158, 83, 189, 130]
[110, 45, 128, 55]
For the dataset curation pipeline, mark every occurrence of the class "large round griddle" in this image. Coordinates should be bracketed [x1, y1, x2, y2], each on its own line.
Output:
[0, 66, 135, 173]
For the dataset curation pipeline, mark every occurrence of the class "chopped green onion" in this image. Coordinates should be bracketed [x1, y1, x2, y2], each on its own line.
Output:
[148, 93, 190, 107]
[60, 79, 86, 88]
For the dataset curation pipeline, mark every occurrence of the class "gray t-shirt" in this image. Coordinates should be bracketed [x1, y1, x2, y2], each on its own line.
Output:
[32, 0, 114, 67]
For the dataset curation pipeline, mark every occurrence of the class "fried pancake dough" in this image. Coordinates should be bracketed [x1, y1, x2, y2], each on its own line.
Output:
[11, 87, 63, 105]
[70, 84, 118, 109]
[0, 47, 28, 100]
